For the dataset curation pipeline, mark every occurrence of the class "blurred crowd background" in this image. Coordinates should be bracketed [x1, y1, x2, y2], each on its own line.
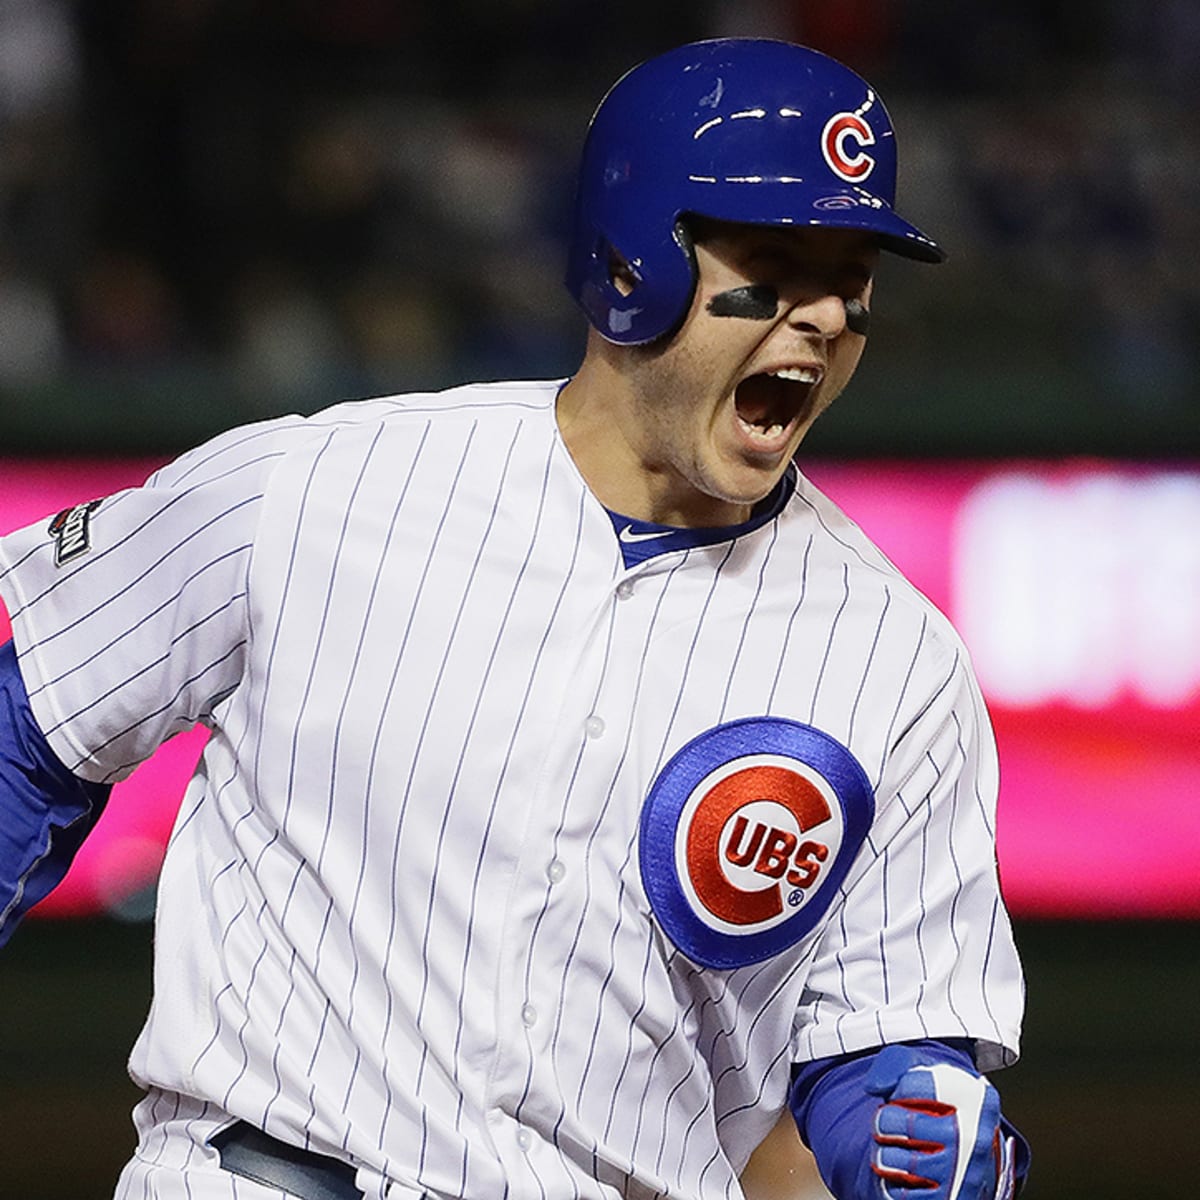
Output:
[1, 0, 1198, 457]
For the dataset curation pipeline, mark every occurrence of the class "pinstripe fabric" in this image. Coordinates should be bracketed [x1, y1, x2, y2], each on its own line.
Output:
[0, 380, 1022, 1200]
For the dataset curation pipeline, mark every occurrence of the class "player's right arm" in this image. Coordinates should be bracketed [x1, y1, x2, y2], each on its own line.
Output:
[0, 638, 112, 945]
[0, 413, 314, 944]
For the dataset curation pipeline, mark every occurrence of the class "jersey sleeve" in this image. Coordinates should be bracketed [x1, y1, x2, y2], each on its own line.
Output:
[793, 644, 1024, 1073]
[0, 415, 311, 784]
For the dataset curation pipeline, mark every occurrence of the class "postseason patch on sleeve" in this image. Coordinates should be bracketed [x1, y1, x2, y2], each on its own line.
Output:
[639, 717, 874, 969]
[48, 500, 103, 567]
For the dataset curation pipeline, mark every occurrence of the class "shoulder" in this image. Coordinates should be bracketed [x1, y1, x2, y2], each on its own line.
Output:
[786, 469, 966, 657]
[149, 379, 566, 493]
[326, 378, 563, 433]
[774, 470, 984, 745]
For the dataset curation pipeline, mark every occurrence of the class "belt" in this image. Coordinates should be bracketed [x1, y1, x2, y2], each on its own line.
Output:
[209, 1121, 364, 1200]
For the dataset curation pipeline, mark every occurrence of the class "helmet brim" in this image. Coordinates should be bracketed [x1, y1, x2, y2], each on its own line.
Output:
[678, 179, 945, 264]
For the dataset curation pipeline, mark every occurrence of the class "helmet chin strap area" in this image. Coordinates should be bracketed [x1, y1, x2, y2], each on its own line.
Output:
[705, 286, 871, 336]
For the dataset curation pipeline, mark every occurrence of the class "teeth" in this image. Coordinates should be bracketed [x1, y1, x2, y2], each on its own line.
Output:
[739, 418, 786, 440]
[770, 367, 820, 383]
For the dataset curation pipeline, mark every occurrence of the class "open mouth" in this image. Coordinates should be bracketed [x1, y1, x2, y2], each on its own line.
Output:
[733, 367, 821, 444]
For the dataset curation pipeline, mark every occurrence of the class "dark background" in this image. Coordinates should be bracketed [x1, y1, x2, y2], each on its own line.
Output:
[1, 0, 1197, 460]
[2, 1, 1197, 1195]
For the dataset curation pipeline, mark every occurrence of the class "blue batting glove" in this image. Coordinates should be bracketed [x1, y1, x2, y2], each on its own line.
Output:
[865, 1045, 1018, 1200]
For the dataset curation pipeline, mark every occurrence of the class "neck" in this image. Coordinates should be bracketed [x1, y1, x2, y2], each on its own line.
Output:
[557, 353, 753, 528]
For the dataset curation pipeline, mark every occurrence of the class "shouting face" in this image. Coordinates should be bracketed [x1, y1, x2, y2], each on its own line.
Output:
[560, 219, 878, 527]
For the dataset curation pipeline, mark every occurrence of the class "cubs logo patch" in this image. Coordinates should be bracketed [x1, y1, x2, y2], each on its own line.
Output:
[639, 717, 874, 969]
[821, 111, 877, 183]
[48, 500, 103, 567]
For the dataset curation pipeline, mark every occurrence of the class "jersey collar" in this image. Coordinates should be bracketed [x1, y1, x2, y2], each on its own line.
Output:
[606, 466, 796, 568]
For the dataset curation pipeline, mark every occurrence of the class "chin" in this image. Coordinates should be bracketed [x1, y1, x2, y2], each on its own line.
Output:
[702, 470, 782, 514]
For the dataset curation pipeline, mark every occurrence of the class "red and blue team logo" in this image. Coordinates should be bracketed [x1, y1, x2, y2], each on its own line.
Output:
[821, 111, 877, 183]
[639, 718, 874, 969]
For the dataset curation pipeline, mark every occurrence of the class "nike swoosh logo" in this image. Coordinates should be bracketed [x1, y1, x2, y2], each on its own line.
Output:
[618, 524, 673, 544]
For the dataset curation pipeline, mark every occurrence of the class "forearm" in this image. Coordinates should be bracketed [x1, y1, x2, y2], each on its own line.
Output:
[790, 1039, 1030, 1200]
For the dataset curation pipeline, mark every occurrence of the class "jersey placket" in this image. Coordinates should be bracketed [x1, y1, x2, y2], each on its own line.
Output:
[483, 551, 691, 1194]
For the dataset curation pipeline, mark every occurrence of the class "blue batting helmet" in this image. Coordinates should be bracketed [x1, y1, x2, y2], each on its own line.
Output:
[565, 38, 944, 345]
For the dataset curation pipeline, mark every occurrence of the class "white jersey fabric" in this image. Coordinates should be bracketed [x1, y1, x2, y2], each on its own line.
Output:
[0, 380, 1023, 1200]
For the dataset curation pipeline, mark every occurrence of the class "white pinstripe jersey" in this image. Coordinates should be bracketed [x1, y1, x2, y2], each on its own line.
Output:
[0, 380, 1023, 1200]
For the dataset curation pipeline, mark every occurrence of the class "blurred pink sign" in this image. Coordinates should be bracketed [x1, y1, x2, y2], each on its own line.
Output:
[3, 457, 1198, 919]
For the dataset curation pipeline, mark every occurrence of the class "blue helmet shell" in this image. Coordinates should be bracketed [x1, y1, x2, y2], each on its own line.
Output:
[565, 38, 944, 345]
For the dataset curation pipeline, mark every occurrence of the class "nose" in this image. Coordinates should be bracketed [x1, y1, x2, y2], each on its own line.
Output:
[783, 290, 848, 339]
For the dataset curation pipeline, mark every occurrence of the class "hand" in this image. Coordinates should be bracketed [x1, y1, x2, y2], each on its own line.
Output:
[865, 1045, 1018, 1200]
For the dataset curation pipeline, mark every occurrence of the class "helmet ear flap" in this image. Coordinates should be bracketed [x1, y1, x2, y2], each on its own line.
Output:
[575, 220, 698, 345]
[578, 234, 647, 339]
[661, 217, 700, 340]
[673, 218, 697, 271]
[606, 220, 696, 303]
[608, 220, 700, 346]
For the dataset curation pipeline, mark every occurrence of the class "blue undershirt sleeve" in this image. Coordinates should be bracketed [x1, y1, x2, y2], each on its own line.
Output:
[0, 639, 113, 947]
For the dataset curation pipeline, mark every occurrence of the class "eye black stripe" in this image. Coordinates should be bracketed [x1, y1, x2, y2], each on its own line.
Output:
[707, 285, 779, 320]
[845, 299, 871, 336]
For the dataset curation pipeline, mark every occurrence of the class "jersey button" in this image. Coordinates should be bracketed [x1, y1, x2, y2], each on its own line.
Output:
[546, 859, 566, 884]
[584, 714, 606, 738]
[516, 1128, 532, 1151]
[521, 1003, 538, 1027]
[615, 579, 635, 600]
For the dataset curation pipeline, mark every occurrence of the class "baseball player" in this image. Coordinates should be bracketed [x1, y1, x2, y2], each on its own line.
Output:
[0, 39, 1029, 1200]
